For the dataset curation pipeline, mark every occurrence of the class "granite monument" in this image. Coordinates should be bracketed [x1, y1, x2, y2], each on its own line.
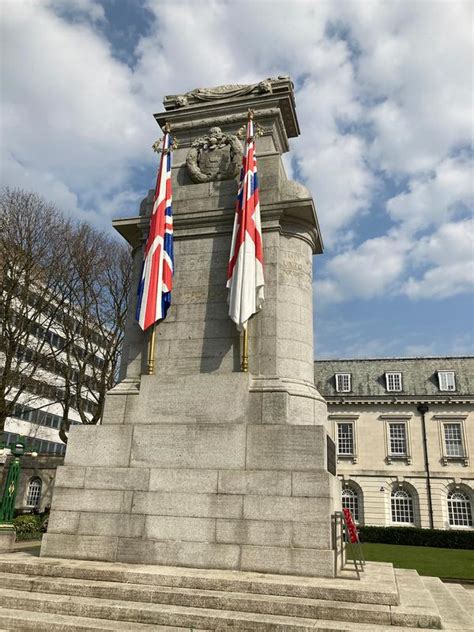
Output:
[41, 77, 342, 577]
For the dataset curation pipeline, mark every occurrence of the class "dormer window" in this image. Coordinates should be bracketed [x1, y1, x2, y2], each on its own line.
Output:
[438, 371, 456, 391]
[335, 373, 351, 393]
[385, 372, 402, 392]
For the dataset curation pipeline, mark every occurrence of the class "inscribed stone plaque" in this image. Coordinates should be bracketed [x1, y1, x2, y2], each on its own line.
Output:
[327, 435, 337, 475]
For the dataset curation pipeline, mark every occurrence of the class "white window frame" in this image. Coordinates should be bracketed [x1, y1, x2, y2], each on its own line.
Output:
[26, 477, 42, 508]
[391, 488, 415, 525]
[438, 370, 456, 392]
[342, 485, 361, 524]
[335, 373, 351, 393]
[434, 417, 469, 466]
[388, 422, 409, 459]
[385, 372, 403, 392]
[330, 415, 359, 464]
[447, 490, 473, 528]
[380, 414, 412, 464]
[336, 421, 356, 461]
[443, 420, 466, 460]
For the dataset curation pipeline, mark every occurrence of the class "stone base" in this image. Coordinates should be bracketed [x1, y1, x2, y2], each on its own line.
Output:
[0, 525, 16, 552]
[41, 419, 341, 578]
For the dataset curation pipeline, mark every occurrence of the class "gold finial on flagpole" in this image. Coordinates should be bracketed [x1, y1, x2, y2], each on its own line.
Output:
[238, 110, 264, 140]
[152, 122, 178, 155]
[147, 324, 157, 375]
[241, 327, 249, 372]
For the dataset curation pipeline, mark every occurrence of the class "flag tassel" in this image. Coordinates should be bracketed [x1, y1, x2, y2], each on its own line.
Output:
[147, 324, 157, 375]
[241, 327, 249, 372]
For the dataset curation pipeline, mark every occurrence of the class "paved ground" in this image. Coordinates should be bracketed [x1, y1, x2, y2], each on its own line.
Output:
[12, 541, 40, 555]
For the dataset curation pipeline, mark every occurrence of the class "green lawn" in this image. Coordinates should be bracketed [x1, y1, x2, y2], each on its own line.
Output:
[348, 543, 474, 580]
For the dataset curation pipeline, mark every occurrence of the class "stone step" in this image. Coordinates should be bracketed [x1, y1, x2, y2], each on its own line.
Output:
[392, 569, 442, 629]
[0, 555, 399, 606]
[0, 586, 447, 632]
[0, 572, 395, 626]
[422, 576, 474, 631]
[0, 607, 444, 632]
[0, 607, 207, 631]
[444, 581, 474, 613]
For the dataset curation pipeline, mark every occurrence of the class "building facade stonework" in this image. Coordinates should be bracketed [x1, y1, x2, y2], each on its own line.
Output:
[314, 356, 474, 530]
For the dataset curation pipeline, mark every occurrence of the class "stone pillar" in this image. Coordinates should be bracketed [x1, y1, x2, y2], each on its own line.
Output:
[41, 77, 341, 577]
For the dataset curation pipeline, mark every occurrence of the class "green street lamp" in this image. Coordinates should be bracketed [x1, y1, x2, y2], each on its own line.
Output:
[0, 438, 39, 551]
[0, 439, 26, 524]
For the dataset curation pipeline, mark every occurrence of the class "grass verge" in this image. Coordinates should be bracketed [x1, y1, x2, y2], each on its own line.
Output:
[348, 543, 474, 580]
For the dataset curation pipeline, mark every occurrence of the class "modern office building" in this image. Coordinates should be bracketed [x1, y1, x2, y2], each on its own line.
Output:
[1, 308, 106, 511]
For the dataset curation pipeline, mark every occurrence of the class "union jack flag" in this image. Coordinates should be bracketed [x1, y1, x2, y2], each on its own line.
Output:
[136, 132, 174, 331]
[227, 114, 264, 331]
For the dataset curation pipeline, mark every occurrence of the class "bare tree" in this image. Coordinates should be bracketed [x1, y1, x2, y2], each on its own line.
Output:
[0, 188, 131, 445]
[0, 188, 70, 434]
[57, 222, 130, 442]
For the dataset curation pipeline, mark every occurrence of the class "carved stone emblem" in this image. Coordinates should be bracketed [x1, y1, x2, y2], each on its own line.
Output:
[186, 127, 243, 183]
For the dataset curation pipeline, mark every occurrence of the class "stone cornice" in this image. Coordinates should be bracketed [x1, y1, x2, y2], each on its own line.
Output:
[113, 195, 323, 253]
[324, 396, 474, 406]
[156, 80, 299, 139]
[155, 105, 292, 155]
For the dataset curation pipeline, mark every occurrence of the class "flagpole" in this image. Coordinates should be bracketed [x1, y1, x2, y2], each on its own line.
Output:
[142, 120, 176, 377]
[147, 324, 157, 375]
[241, 327, 249, 372]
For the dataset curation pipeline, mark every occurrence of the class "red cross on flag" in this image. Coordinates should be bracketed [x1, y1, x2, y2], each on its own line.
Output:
[226, 113, 264, 331]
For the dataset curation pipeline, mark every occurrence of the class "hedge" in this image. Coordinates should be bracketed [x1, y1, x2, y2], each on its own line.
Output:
[358, 525, 474, 550]
[12, 514, 46, 541]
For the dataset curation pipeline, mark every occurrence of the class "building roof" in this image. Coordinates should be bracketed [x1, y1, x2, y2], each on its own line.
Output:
[314, 356, 474, 400]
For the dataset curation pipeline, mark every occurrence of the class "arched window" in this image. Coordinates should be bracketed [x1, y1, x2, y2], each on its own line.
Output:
[391, 488, 414, 524]
[342, 487, 360, 523]
[26, 477, 42, 508]
[447, 490, 472, 527]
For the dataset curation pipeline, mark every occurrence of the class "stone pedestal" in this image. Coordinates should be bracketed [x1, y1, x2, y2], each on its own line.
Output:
[41, 77, 342, 577]
[0, 525, 15, 552]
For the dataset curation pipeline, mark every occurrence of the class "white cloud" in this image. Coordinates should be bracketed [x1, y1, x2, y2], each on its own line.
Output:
[387, 156, 473, 232]
[135, 2, 373, 246]
[412, 219, 474, 268]
[342, 1, 473, 175]
[402, 219, 474, 299]
[316, 232, 410, 303]
[403, 262, 473, 300]
[45, 0, 106, 23]
[317, 218, 474, 304]
[1, 0, 472, 311]
[1, 0, 153, 225]
[312, 1, 473, 306]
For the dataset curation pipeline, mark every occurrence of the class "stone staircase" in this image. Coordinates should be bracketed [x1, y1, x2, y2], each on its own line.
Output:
[0, 553, 471, 631]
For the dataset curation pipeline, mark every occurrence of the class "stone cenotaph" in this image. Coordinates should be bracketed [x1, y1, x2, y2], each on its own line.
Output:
[41, 77, 342, 577]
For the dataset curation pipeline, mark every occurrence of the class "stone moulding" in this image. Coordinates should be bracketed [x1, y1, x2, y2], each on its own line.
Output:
[112, 196, 323, 254]
[155, 105, 296, 151]
[163, 76, 291, 110]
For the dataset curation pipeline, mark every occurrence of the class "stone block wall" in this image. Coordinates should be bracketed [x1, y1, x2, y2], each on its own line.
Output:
[44, 421, 338, 576]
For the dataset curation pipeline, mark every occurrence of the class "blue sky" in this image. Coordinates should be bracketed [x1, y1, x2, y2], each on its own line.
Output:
[1, 0, 473, 359]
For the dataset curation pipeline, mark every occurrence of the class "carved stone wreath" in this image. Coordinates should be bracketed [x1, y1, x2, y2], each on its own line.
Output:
[186, 127, 243, 183]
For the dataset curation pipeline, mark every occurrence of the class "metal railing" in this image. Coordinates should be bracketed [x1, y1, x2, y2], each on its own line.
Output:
[334, 511, 366, 579]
